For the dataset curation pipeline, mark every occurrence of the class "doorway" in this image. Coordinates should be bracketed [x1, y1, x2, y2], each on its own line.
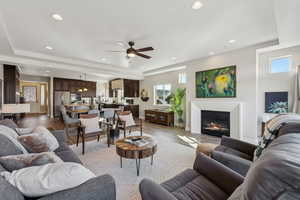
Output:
[20, 81, 49, 115]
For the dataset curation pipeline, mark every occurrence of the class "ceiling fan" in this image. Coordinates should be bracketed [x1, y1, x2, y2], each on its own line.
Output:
[108, 41, 154, 59]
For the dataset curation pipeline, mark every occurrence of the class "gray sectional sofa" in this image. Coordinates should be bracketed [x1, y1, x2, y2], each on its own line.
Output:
[0, 119, 116, 200]
[139, 123, 300, 200]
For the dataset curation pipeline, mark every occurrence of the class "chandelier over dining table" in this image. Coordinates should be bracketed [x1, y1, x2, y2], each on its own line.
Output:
[78, 73, 88, 93]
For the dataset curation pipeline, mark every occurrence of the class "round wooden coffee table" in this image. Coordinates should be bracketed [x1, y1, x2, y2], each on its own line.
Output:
[116, 136, 157, 176]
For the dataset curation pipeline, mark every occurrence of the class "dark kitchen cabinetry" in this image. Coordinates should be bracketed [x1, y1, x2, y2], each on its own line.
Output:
[123, 79, 139, 98]
[3, 64, 20, 104]
[145, 109, 174, 126]
[108, 79, 140, 98]
[53, 78, 96, 97]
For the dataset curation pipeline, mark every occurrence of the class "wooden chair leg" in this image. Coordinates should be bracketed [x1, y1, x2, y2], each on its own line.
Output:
[140, 126, 143, 136]
[123, 127, 126, 138]
[76, 133, 80, 147]
[82, 135, 85, 155]
[97, 135, 100, 142]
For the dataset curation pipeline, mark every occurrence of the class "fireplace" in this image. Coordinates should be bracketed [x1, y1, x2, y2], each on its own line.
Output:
[201, 110, 230, 137]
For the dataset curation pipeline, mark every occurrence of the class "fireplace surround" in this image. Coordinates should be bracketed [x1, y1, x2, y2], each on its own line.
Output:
[201, 110, 230, 137]
[191, 101, 243, 140]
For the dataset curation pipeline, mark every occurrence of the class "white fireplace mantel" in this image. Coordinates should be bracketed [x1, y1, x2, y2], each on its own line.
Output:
[191, 100, 243, 140]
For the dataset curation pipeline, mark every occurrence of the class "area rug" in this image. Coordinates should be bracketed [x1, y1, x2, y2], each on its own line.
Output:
[70, 132, 196, 200]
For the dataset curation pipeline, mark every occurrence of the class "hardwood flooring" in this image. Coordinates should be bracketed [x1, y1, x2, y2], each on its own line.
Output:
[18, 114, 220, 146]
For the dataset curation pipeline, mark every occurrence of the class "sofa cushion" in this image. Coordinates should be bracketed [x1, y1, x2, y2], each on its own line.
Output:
[161, 169, 228, 200]
[0, 176, 25, 200]
[0, 119, 19, 129]
[229, 133, 300, 199]
[55, 150, 82, 164]
[215, 145, 252, 161]
[0, 152, 63, 172]
[277, 123, 300, 137]
[0, 135, 24, 157]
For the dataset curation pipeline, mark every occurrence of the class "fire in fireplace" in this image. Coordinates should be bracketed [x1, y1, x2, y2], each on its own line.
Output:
[201, 110, 230, 137]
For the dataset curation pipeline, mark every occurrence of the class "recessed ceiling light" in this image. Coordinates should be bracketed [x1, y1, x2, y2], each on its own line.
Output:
[117, 42, 124, 47]
[101, 58, 107, 62]
[209, 52, 215, 55]
[45, 46, 53, 50]
[171, 57, 177, 60]
[51, 14, 63, 21]
[192, 1, 203, 10]
[45, 70, 50, 73]
[228, 39, 236, 44]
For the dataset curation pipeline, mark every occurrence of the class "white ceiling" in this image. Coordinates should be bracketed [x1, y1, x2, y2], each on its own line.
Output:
[0, 0, 279, 80]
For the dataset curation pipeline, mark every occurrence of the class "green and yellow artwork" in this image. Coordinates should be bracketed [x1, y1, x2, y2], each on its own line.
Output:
[196, 66, 236, 98]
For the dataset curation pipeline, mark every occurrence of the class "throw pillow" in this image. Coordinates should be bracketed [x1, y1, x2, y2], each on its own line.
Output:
[0, 162, 96, 197]
[254, 113, 300, 160]
[0, 152, 63, 172]
[17, 126, 59, 153]
[0, 126, 28, 154]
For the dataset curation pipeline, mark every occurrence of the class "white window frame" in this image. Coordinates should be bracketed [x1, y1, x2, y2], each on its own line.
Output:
[153, 84, 172, 106]
[178, 72, 187, 84]
[268, 55, 292, 74]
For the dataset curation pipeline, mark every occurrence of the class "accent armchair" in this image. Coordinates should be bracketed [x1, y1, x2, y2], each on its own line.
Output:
[116, 111, 142, 137]
[78, 114, 106, 154]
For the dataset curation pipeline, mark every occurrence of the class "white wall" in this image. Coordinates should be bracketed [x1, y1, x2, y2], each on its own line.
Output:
[139, 42, 277, 144]
[257, 45, 300, 130]
[138, 69, 186, 120]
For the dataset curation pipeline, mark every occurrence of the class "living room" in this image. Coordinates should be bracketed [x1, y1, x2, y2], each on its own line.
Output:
[0, 0, 300, 200]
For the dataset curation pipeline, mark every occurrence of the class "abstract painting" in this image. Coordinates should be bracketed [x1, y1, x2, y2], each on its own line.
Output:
[196, 66, 236, 98]
[265, 92, 288, 113]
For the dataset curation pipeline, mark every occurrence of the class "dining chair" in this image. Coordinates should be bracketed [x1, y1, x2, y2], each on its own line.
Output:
[102, 109, 116, 123]
[78, 114, 106, 154]
[88, 109, 100, 116]
[60, 105, 80, 138]
[116, 111, 142, 137]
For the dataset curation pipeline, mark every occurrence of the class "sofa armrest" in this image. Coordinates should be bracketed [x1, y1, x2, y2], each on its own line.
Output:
[51, 130, 67, 144]
[139, 179, 177, 200]
[38, 174, 116, 200]
[193, 153, 244, 195]
[220, 136, 257, 156]
[211, 151, 252, 177]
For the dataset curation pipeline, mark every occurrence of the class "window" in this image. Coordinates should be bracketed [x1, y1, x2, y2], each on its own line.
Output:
[178, 72, 187, 84]
[154, 84, 171, 105]
[270, 56, 291, 73]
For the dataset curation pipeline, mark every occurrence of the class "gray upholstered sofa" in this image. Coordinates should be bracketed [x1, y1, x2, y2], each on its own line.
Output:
[139, 123, 300, 200]
[0, 119, 116, 200]
[211, 123, 300, 176]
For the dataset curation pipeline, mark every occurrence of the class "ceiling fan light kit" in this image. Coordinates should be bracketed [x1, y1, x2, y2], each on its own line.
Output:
[109, 41, 154, 60]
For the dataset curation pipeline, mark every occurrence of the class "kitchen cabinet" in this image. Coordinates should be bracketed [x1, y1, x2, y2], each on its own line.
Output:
[3, 64, 20, 104]
[109, 79, 140, 98]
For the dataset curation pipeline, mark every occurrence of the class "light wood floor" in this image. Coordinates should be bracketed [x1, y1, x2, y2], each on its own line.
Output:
[18, 114, 220, 146]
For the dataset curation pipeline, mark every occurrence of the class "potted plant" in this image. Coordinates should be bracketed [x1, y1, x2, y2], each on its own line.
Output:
[168, 88, 186, 127]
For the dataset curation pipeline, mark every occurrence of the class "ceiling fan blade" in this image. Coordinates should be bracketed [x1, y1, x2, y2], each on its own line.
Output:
[136, 47, 154, 52]
[136, 52, 151, 59]
[105, 50, 124, 53]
